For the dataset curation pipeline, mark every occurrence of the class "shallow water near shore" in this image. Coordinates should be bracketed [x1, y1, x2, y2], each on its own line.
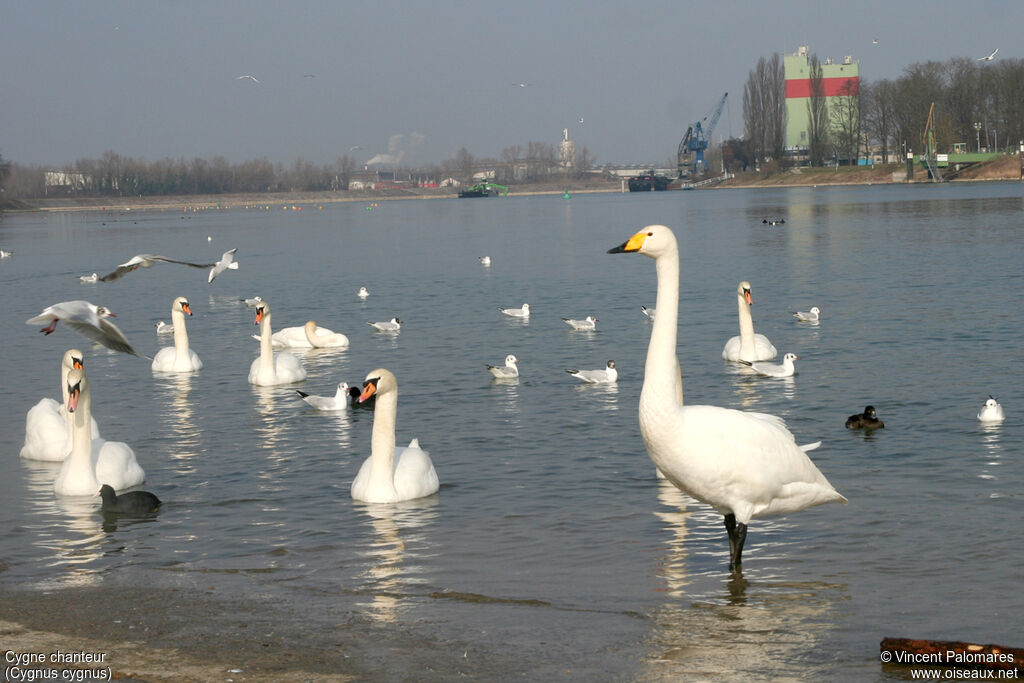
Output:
[1, 183, 1022, 679]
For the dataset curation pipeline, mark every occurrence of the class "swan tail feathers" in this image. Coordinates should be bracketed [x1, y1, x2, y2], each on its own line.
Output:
[799, 440, 822, 452]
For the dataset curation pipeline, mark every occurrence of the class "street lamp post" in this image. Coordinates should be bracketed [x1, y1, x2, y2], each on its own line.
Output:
[974, 122, 982, 152]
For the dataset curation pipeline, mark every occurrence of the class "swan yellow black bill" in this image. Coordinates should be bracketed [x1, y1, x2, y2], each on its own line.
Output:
[608, 231, 649, 254]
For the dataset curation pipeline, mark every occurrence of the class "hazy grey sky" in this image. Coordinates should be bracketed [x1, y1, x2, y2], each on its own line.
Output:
[2, 1, 1021, 168]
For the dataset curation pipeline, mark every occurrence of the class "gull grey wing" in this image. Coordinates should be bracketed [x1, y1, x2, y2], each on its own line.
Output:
[148, 255, 218, 268]
[64, 318, 144, 357]
[99, 264, 137, 282]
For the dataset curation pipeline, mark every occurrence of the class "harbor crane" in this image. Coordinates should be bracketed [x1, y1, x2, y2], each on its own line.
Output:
[677, 92, 728, 178]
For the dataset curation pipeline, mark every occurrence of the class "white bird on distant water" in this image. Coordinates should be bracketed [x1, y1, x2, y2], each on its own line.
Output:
[154, 321, 173, 335]
[793, 306, 821, 322]
[367, 317, 402, 332]
[236, 74, 261, 83]
[26, 300, 143, 357]
[79, 273, 99, 283]
[486, 354, 519, 379]
[722, 281, 777, 362]
[100, 253, 219, 282]
[641, 306, 656, 321]
[567, 360, 617, 384]
[479, 256, 491, 266]
[358, 286, 370, 298]
[977, 396, 1005, 423]
[740, 352, 800, 378]
[500, 303, 530, 318]
[207, 248, 239, 283]
[296, 382, 361, 411]
[978, 48, 998, 61]
[241, 296, 263, 307]
[608, 224, 845, 570]
[562, 315, 598, 331]
[1, 249, 14, 258]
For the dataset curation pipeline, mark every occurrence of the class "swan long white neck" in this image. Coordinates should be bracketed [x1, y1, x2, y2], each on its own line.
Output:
[63, 381, 98, 493]
[644, 235, 683, 408]
[737, 291, 757, 360]
[367, 388, 398, 494]
[258, 310, 275, 375]
[171, 306, 191, 366]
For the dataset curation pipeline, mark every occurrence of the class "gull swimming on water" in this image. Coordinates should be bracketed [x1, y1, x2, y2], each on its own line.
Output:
[641, 306, 656, 321]
[79, 273, 99, 283]
[740, 352, 800, 378]
[1, 249, 14, 258]
[486, 354, 520, 379]
[358, 287, 370, 298]
[793, 306, 820, 322]
[567, 360, 617, 384]
[500, 303, 530, 318]
[367, 317, 402, 332]
[26, 300, 144, 357]
[977, 396, 1005, 423]
[295, 382, 361, 411]
[154, 321, 173, 335]
[479, 256, 491, 266]
[562, 315, 598, 331]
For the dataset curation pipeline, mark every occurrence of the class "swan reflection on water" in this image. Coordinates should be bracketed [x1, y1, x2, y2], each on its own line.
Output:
[353, 498, 439, 624]
[154, 373, 200, 474]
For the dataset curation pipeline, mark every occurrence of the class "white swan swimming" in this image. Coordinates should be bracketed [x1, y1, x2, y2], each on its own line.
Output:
[54, 367, 145, 496]
[487, 354, 520, 379]
[567, 360, 617, 384]
[722, 281, 778, 362]
[152, 297, 203, 373]
[351, 368, 439, 503]
[248, 300, 307, 386]
[609, 225, 845, 570]
[977, 396, 1005, 423]
[741, 352, 800, 378]
[20, 349, 100, 461]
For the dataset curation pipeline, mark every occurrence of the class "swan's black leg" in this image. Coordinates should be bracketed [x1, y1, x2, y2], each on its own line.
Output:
[723, 514, 747, 570]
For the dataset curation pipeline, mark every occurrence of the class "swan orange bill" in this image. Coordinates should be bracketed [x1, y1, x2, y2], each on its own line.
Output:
[744, 288, 753, 305]
[182, 302, 192, 315]
[254, 307, 264, 325]
[359, 378, 379, 403]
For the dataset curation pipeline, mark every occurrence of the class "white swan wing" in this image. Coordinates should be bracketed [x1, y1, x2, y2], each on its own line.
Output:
[393, 441, 439, 500]
[94, 439, 145, 491]
[20, 398, 71, 461]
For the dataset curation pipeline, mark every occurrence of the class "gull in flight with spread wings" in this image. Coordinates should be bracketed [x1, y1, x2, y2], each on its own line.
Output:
[26, 300, 144, 357]
[236, 74, 261, 83]
[99, 249, 238, 283]
[978, 48, 998, 61]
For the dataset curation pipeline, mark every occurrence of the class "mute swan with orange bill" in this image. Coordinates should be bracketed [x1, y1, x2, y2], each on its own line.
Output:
[722, 282, 777, 362]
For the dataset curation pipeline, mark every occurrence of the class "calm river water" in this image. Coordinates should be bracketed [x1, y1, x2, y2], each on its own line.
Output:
[0, 183, 1021, 680]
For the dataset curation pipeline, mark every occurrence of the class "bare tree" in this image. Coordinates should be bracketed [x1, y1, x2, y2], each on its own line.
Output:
[742, 54, 785, 164]
[862, 79, 897, 162]
[806, 54, 829, 166]
[830, 79, 862, 163]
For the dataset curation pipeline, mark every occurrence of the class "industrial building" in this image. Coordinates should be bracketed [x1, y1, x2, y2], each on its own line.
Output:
[784, 46, 859, 158]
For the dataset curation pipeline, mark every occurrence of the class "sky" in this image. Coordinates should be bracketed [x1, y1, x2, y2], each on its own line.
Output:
[2, 1, 1021, 169]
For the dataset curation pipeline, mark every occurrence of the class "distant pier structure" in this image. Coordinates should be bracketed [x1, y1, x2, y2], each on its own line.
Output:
[559, 127, 576, 169]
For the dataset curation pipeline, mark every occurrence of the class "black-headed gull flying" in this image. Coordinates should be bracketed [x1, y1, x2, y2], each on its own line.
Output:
[207, 248, 239, 283]
[977, 48, 998, 61]
[100, 253, 218, 282]
[26, 300, 144, 357]
[567, 360, 617, 384]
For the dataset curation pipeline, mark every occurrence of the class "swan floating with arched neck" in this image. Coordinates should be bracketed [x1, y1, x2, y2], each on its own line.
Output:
[248, 300, 307, 386]
[351, 368, 439, 503]
[609, 225, 845, 570]
[722, 282, 777, 362]
[152, 297, 203, 373]
[54, 367, 145, 496]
